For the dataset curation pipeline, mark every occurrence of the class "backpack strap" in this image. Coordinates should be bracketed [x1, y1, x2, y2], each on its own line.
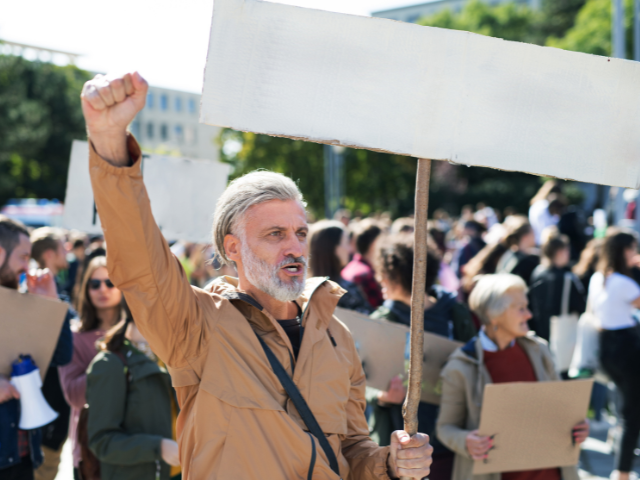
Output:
[255, 333, 342, 479]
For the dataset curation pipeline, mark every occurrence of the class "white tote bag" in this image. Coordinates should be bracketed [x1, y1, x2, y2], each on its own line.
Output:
[569, 301, 601, 377]
[550, 273, 580, 372]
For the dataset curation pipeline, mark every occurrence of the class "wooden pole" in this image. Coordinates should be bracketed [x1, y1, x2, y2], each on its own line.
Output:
[400, 158, 432, 480]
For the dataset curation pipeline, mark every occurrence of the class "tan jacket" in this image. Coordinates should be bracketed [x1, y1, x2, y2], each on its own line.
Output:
[88, 136, 391, 480]
[436, 333, 580, 480]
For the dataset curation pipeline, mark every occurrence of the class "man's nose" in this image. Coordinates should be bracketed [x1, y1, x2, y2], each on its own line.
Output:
[282, 232, 305, 258]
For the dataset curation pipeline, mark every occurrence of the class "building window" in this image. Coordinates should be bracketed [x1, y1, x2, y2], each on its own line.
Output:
[160, 94, 168, 111]
[130, 120, 141, 138]
[147, 93, 154, 109]
[175, 97, 182, 112]
[147, 122, 154, 139]
[175, 125, 184, 143]
[188, 98, 196, 114]
[160, 124, 168, 140]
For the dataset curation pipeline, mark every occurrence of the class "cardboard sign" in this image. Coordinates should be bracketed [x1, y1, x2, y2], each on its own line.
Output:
[63, 140, 230, 243]
[201, 0, 640, 189]
[474, 379, 594, 474]
[335, 307, 462, 405]
[0, 287, 69, 382]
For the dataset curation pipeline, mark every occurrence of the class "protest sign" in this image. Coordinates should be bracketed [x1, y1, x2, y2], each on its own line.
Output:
[63, 140, 230, 243]
[474, 379, 594, 474]
[336, 307, 462, 405]
[0, 286, 69, 382]
[201, 0, 640, 189]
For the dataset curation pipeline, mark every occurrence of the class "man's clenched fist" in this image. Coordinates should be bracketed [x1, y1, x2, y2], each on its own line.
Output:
[388, 431, 433, 479]
[81, 72, 148, 166]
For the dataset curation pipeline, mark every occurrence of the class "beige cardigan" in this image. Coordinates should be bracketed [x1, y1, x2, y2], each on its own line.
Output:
[436, 333, 580, 480]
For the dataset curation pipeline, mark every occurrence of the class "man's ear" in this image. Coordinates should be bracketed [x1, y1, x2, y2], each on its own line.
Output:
[0, 245, 5, 267]
[224, 234, 241, 264]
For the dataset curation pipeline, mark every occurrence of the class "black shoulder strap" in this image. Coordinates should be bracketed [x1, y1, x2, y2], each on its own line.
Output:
[255, 334, 341, 479]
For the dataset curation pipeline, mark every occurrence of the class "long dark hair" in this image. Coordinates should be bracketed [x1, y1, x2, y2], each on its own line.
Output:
[99, 299, 133, 353]
[598, 230, 638, 277]
[77, 256, 124, 332]
[309, 220, 346, 283]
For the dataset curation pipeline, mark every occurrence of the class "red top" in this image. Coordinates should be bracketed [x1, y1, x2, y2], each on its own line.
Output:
[341, 254, 383, 308]
[483, 343, 561, 480]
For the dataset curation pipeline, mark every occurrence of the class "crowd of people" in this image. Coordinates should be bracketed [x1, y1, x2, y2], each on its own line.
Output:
[1, 71, 639, 480]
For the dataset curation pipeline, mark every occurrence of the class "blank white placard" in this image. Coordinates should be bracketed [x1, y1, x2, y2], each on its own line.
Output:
[201, 0, 640, 188]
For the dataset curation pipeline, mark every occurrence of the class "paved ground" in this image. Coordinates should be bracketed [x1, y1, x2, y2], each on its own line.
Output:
[52, 420, 638, 479]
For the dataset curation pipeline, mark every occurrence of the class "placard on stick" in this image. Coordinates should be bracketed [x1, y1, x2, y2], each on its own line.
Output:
[63, 140, 231, 243]
[0, 287, 69, 382]
[336, 307, 462, 405]
[474, 379, 594, 474]
[201, 0, 640, 188]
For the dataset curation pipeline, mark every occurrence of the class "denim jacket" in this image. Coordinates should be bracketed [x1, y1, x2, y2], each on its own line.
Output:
[0, 305, 73, 471]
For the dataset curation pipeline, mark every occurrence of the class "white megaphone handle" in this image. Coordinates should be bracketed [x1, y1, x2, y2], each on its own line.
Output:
[11, 369, 58, 430]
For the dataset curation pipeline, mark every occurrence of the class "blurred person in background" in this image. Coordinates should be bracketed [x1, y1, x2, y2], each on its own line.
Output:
[64, 234, 88, 303]
[368, 234, 476, 480]
[59, 256, 124, 479]
[333, 208, 352, 227]
[0, 216, 73, 480]
[309, 220, 373, 314]
[573, 239, 604, 293]
[452, 221, 487, 279]
[342, 218, 385, 309]
[390, 217, 414, 235]
[588, 231, 640, 480]
[30, 228, 69, 295]
[528, 232, 586, 344]
[529, 181, 562, 245]
[86, 307, 181, 480]
[495, 216, 539, 286]
[437, 274, 588, 480]
[30, 227, 74, 480]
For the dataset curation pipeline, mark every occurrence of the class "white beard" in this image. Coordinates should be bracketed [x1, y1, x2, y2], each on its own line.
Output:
[241, 243, 307, 302]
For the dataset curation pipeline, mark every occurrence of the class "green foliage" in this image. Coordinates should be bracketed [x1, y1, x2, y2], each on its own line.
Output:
[538, 0, 588, 40]
[547, 0, 634, 57]
[418, 0, 537, 43]
[0, 54, 91, 205]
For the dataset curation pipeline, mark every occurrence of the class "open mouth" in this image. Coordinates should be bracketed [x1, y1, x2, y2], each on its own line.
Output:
[281, 263, 304, 275]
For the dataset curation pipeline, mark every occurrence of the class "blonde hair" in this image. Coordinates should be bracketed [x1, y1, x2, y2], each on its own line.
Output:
[469, 274, 527, 325]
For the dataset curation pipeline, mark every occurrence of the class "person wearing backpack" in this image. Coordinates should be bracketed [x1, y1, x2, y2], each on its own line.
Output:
[58, 256, 124, 480]
[85, 311, 180, 480]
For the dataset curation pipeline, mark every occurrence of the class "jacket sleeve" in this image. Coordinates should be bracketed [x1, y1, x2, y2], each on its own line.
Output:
[88, 136, 210, 369]
[436, 363, 472, 459]
[50, 308, 73, 367]
[87, 354, 163, 465]
[340, 338, 392, 480]
[58, 335, 89, 409]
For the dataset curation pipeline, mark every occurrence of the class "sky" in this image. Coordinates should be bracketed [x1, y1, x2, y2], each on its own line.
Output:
[1, 0, 422, 93]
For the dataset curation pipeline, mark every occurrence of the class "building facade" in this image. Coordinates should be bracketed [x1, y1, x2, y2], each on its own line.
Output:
[372, 0, 540, 24]
[130, 85, 220, 162]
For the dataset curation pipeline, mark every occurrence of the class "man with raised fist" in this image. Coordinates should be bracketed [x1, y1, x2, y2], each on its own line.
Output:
[81, 72, 433, 480]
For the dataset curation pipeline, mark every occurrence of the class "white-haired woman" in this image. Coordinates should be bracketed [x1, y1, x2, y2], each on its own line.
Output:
[436, 274, 589, 480]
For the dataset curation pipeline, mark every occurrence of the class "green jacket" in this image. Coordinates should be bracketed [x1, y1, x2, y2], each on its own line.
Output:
[86, 342, 173, 480]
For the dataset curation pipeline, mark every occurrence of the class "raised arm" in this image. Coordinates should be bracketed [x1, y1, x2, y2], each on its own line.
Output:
[81, 73, 210, 368]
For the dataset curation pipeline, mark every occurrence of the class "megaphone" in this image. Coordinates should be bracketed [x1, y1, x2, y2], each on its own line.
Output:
[10, 355, 58, 430]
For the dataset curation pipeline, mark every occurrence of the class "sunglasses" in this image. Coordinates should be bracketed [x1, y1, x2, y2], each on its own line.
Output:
[88, 279, 115, 290]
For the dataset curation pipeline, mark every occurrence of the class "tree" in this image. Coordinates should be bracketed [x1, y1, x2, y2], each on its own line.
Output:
[0, 54, 91, 206]
[546, 0, 635, 57]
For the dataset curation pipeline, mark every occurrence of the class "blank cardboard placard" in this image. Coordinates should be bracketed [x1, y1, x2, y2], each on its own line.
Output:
[0, 287, 69, 382]
[63, 141, 230, 243]
[336, 307, 462, 405]
[201, 0, 640, 189]
[474, 379, 594, 474]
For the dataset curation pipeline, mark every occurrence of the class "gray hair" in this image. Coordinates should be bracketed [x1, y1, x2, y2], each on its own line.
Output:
[212, 171, 306, 265]
[468, 274, 527, 325]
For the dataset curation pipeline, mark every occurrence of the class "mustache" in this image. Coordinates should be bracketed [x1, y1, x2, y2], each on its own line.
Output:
[277, 256, 307, 268]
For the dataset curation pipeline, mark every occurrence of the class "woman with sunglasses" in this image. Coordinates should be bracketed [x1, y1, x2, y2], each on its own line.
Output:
[58, 256, 123, 480]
